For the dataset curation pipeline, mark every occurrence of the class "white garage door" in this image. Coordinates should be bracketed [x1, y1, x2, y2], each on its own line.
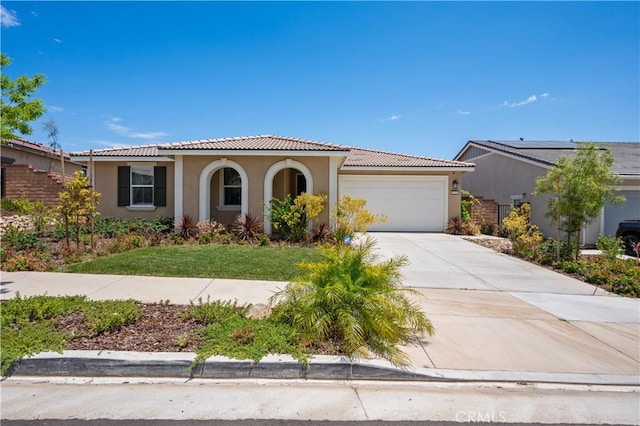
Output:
[339, 175, 448, 232]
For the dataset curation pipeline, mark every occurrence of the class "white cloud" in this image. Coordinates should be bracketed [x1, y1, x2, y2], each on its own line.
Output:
[130, 131, 169, 140]
[31, 11, 39, 18]
[53, 38, 63, 44]
[106, 117, 130, 134]
[502, 93, 552, 108]
[381, 114, 401, 122]
[48, 105, 64, 113]
[457, 109, 471, 115]
[1, 6, 20, 27]
[106, 117, 168, 140]
[92, 140, 133, 149]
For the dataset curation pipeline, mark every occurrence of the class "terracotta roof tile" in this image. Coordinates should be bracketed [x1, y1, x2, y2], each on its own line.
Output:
[72, 144, 159, 157]
[3, 139, 63, 157]
[69, 135, 474, 169]
[343, 148, 474, 168]
[158, 135, 350, 151]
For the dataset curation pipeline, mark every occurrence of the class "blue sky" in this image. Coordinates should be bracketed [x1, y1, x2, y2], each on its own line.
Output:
[1, 1, 638, 160]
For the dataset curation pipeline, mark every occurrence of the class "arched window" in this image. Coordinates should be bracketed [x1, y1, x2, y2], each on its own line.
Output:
[222, 167, 241, 207]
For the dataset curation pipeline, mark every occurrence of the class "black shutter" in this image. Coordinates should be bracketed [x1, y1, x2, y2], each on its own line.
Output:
[154, 166, 167, 207]
[117, 166, 130, 206]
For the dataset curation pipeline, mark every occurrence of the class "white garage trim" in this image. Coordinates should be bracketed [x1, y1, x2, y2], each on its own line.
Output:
[339, 175, 448, 232]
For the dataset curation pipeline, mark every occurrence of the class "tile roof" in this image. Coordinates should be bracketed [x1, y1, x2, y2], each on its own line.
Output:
[72, 144, 159, 157]
[465, 140, 640, 176]
[70, 135, 473, 169]
[158, 135, 350, 152]
[2, 139, 68, 159]
[343, 147, 474, 168]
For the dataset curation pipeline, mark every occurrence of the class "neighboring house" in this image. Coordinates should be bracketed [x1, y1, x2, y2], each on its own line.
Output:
[1, 139, 85, 203]
[454, 140, 640, 246]
[70, 135, 475, 233]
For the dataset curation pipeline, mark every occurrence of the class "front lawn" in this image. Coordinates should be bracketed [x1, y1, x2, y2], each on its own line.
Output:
[64, 244, 322, 281]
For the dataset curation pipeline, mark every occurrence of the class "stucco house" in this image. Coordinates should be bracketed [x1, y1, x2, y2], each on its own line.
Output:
[70, 135, 475, 234]
[454, 140, 640, 246]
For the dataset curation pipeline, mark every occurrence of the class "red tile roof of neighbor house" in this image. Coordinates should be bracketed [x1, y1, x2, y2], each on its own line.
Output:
[2, 138, 71, 160]
[71, 135, 474, 168]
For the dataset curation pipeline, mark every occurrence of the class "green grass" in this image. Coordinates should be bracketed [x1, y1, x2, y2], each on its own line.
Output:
[64, 244, 322, 281]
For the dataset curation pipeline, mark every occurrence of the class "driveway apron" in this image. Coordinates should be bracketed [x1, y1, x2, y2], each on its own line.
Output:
[370, 232, 640, 375]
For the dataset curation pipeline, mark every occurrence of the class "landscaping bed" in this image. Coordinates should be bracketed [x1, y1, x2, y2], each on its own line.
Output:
[60, 302, 203, 353]
[462, 235, 640, 298]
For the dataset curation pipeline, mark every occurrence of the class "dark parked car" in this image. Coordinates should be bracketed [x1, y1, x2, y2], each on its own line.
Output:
[616, 219, 640, 256]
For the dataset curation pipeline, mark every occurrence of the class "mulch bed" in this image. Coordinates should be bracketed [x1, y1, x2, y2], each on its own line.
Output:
[58, 303, 204, 352]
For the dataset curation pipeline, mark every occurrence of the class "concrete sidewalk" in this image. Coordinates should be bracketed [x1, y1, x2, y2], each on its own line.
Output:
[1, 270, 639, 384]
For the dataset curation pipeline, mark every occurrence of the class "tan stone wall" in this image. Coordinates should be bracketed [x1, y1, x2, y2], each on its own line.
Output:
[464, 196, 499, 232]
[3, 164, 70, 207]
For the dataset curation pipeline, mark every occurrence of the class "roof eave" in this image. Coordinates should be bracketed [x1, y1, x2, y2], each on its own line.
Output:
[72, 156, 174, 162]
[156, 149, 351, 157]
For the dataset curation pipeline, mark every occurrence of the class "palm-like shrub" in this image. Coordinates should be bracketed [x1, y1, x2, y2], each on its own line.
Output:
[269, 236, 434, 367]
[176, 215, 198, 239]
[233, 213, 263, 243]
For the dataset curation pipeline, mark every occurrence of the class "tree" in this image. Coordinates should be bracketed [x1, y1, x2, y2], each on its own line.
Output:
[43, 118, 60, 150]
[534, 143, 624, 259]
[58, 171, 100, 250]
[0, 53, 47, 141]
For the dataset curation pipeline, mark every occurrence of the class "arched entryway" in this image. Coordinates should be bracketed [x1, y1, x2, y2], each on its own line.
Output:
[199, 159, 248, 223]
[263, 159, 313, 234]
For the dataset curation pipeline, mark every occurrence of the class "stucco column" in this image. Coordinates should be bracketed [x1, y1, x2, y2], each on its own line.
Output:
[174, 155, 183, 222]
[329, 156, 340, 228]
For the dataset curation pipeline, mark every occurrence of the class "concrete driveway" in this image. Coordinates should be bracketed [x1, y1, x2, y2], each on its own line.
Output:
[370, 233, 602, 294]
[369, 232, 640, 376]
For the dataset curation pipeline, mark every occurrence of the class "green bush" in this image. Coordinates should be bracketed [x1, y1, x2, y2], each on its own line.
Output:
[596, 235, 624, 263]
[269, 235, 435, 367]
[184, 297, 307, 367]
[2, 226, 46, 251]
[480, 222, 495, 236]
[500, 204, 543, 260]
[184, 297, 249, 325]
[1, 195, 35, 214]
[0, 295, 144, 374]
[1, 294, 87, 374]
[1, 249, 54, 272]
[82, 300, 141, 334]
[268, 193, 328, 242]
[555, 258, 639, 297]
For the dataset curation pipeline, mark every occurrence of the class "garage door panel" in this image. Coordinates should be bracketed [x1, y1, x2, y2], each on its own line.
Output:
[339, 176, 447, 232]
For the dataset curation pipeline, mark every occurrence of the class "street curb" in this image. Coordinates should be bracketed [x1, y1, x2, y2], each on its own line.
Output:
[6, 350, 640, 386]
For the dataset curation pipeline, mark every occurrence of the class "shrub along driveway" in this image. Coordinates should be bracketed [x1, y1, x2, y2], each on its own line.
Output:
[370, 232, 640, 375]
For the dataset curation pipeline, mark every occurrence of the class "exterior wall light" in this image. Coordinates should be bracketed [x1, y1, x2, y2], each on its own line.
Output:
[452, 180, 459, 190]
